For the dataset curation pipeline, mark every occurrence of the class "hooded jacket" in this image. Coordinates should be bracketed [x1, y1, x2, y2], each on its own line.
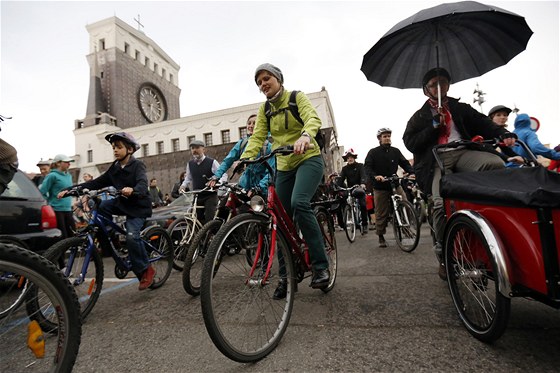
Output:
[512, 114, 560, 161]
[403, 96, 512, 194]
[241, 89, 322, 171]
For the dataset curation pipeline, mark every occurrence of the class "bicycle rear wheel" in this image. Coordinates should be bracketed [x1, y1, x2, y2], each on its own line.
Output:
[37, 236, 104, 325]
[143, 226, 173, 289]
[392, 200, 420, 253]
[0, 243, 82, 372]
[445, 215, 510, 342]
[315, 207, 337, 293]
[0, 237, 30, 320]
[343, 204, 356, 243]
[200, 213, 295, 363]
[183, 219, 223, 296]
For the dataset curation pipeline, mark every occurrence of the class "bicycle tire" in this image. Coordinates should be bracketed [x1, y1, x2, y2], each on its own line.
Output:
[392, 200, 420, 253]
[0, 243, 82, 372]
[36, 236, 104, 325]
[343, 204, 356, 243]
[0, 237, 30, 319]
[167, 217, 201, 271]
[315, 207, 337, 293]
[143, 226, 173, 289]
[445, 215, 510, 342]
[200, 213, 295, 363]
[354, 201, 363, 235]
[183, 219, 223, 296]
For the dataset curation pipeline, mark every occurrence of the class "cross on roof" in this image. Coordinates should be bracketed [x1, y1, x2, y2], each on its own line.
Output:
[134, 14, 144, 32]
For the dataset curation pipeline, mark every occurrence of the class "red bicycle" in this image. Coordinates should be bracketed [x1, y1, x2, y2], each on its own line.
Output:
[199, 146, 337, 362]
[436, 139, 560, 342]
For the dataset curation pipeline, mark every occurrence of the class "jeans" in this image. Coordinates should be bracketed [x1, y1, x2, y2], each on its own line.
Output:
[276, 156, 328, 271]
[99, 199, 148, 278]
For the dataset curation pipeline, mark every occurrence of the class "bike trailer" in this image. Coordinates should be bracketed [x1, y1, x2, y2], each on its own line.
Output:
[441, 166, 560, 304]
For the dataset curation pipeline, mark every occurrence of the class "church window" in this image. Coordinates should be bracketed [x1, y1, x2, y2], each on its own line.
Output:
[156, 141, 164, 154]
[99, 39, 105, 50]
[204, 133, 213, 146]
[162, 68, 166, 79]
[169, 73, 174, 84]
[221, 130, 230, 144]
[145, 57, 150, 68]
[187, 136, 196, 146]
[124, 42, 130, 55]
[171, 138, 180, 152]
[135, 50, 140, 60]
[154, 63, 158, 74]
[239, 127, 247, 139]
[142, 144, 149, 157]
[87, 150, 93, 163]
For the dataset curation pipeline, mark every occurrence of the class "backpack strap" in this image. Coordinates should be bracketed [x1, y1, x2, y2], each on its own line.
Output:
[265, 90, 304, 132]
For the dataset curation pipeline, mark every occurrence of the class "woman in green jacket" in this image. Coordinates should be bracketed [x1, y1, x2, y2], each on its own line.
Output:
[241, 63, 329, 299]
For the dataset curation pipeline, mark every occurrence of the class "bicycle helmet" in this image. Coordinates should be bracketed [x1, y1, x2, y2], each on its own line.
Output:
[105, 132, 140, 152]
[376, 128, 392, 138]
[342, 148, 358, 160]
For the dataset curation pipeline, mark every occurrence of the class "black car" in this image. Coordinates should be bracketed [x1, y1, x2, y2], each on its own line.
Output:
[0, 169, 61, 252]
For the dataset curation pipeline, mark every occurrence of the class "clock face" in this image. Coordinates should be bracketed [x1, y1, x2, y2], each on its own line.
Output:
[138, 85, 167, 123]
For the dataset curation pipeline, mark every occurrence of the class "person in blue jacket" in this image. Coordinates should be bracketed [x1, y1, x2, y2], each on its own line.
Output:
[208, 114, 274, 195]
[511, 113, 560, 165]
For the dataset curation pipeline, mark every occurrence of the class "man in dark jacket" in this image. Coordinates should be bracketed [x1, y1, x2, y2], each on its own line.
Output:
[338, 149, 369, 234]
[403, 67, 517, 279]
[365, 128, 414, 247]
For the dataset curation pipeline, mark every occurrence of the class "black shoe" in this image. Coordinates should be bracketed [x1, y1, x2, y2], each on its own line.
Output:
[438, 262, 447, 281]
[378, 235, 387, 248]
[362, 225, 368, 235]
[273, 279, 287, 300]
[310, 269, 330, 289]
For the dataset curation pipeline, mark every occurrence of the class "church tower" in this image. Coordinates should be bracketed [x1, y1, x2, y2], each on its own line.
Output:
[76, 16, 181, 130]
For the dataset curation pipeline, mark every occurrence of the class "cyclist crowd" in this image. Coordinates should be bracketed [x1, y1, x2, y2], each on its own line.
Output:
[4, 64, 560, 289]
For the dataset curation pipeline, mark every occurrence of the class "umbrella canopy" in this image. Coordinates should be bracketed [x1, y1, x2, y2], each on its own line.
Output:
[361, 1, 533, 89]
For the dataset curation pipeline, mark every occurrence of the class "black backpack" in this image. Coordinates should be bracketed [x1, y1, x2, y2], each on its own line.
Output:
[264, 90, 325, 151]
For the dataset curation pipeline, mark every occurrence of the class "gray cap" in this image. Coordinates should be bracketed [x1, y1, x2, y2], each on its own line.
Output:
[53, 154, 74, 163]
[36, 159, 51, 166]
[189, 140, 205, 148]
[488, 105, 512, 118]
[254, 63, 283, 85]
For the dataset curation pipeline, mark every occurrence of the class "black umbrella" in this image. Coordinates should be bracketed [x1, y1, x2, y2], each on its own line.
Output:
[361, 1, 533, 93]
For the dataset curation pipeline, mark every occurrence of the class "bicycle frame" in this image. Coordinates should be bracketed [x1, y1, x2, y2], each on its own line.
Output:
[387, 177, 413, 228]
[67, 191, 165, 285]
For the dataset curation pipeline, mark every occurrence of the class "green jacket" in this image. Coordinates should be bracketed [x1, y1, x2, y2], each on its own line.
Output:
[40, 169, 73, 212]
[241, 89, 322, 171]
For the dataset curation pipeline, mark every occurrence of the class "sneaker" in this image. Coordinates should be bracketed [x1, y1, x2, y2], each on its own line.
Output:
[378, 235, 387, 248]
[138, 265, 156, 290]
[438, 262, 447, 281]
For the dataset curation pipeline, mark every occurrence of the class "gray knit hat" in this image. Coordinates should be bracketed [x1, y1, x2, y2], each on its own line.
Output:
[254, 63, 283, 85]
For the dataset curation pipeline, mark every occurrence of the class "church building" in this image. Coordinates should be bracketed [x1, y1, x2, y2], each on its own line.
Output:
[72, 16, 342, 195]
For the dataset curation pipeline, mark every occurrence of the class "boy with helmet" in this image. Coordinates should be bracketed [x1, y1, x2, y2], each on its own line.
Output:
[403, 67, 518, 279]
[365, 128, 414, 247]
[338, 148, 369, 234]
[58, 132, 155, 290]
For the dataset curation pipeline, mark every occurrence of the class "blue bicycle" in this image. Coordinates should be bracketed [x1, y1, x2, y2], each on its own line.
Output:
[30, 187, 173, 327]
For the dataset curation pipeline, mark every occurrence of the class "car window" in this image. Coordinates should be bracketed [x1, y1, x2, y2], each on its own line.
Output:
[169, 194, 192, 206]
[1, 170, 43, 199]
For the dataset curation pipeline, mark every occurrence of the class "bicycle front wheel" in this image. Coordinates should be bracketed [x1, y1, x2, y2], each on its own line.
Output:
[392, 200, 420, 253]
[343, 204, 356, 243]
[168, 217, 200, 271]
[445, 215, 510, 342]
[315, 207, 337, 293]
[143, 226, 173, 289]
[0, 243, 82, 372]
[33, 236, 103, 326]
[183, 219, 223, 296]
[200, 213, 295, 363]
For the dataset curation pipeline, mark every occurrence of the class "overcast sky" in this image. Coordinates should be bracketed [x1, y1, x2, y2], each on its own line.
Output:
[1, 0, 558, 173]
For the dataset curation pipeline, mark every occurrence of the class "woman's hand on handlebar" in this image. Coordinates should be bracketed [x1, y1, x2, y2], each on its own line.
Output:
[293, 134, 311, 155]
[57, 190, 68, 199]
